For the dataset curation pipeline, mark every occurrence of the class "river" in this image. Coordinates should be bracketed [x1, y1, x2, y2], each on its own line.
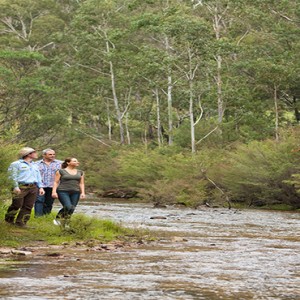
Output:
[0, 199, 299, 299]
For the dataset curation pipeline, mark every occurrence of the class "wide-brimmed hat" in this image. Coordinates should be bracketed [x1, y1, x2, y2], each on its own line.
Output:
[19, 147, 36, 158]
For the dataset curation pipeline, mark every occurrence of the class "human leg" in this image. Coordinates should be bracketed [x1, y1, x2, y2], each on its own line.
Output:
[69, 192, 80, 215]
[5, 190, 25, 224]
[56, 191, 80, 219]
[43, 188, 54, 215]
[15, 187, 38, 226]
[56, 191, 72, 219]
[34, 193, 45, 217]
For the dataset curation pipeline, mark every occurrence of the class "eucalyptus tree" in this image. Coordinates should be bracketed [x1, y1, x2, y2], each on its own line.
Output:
[131, 0, 234, 151]
[192, 0, 238, 126]
[130, 0, 189, 146]
[69, 0, 138, 145]
[190, 0, 300, 143]
[231, 0, 300, 141]
[123, 46, 166, 146]
[0, 0, 65, 52]
[153, 4, 212, 153]
[0, 50, 49, 141]
[0, 0, 69, 143]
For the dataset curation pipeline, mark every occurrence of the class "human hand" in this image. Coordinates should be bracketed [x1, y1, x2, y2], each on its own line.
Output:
[39, 188, 45, 196]
[52, 192, 58, 199]
[80, 193, 86, 199]
[13, 187, 21, 194]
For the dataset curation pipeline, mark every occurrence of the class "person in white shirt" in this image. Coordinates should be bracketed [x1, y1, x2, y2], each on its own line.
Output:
[34, 149, 62, 217]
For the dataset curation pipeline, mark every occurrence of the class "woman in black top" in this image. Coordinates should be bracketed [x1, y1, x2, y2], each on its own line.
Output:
[52, 157, 85, 225]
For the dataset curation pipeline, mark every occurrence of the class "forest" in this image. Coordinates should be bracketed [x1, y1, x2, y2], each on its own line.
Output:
[0, 0, 300, 209]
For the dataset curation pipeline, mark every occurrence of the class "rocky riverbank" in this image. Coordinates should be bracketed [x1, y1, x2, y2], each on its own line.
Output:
[0, 238, 147, 258]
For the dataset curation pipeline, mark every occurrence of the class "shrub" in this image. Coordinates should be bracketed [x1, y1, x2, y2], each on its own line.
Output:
[211, 137, 300, 208]
[0, 140, 21, 201]
[117, 146, 226, 207]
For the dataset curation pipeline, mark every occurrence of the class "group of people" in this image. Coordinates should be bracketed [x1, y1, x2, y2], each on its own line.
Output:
[4, 147, 86, 228]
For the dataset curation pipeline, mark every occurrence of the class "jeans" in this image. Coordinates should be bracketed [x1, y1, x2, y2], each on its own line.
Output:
[34, 187, 55, 217]
[5, 186, 38, 226]
[56, 191, 80, 219]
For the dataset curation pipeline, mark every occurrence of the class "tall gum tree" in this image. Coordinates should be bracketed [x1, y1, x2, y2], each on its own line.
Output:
[0, 0, 68, 143]
[130, 1, 185, 146]
[193, 0, 231, 125]
[71, 0, 134, 144]
[161, 5, 211, 153]
[233, 0, 300, 141]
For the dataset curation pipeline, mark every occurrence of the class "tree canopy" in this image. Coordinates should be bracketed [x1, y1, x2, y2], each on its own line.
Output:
[1, 0, 300, 208]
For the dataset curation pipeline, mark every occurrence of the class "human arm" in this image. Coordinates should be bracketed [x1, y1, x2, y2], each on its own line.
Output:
[8, 162, 21, 194]
[51, 170, 61, 199]
[79, 173, 85, 199]
[35, 163, 45, 196]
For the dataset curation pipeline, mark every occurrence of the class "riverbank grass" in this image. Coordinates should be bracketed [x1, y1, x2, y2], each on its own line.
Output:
[0, 204, 141, 248]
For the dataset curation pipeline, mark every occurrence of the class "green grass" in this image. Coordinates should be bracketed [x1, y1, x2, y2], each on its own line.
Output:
[0, 204, 149, 248]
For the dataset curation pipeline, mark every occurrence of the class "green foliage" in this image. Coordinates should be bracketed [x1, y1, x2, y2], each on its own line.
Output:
[285, 174, 300, 196]
[210, 133, 300, 208]
[0, 0, 300, 211]
[116, 146, 225, 207]
[0, 140, 21, 200]
[60, 139, 124, 192]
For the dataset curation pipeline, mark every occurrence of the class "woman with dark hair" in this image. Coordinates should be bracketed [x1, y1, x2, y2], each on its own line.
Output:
[52, 157, 85, 226]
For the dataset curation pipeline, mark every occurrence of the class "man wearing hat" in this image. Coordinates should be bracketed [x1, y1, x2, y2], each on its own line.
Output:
[5, 147, 45, 227]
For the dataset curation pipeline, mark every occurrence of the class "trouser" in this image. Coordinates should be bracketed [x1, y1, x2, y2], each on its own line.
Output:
[5, 186, 38, 226]
[34, 187, 54, 217]
[56, 191, 80, 220]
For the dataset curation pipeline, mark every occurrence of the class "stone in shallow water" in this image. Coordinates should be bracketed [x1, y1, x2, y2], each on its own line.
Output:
[150, 216, 167, 219]
[0, 248, 13, 255]
[11, 250, 32, 256]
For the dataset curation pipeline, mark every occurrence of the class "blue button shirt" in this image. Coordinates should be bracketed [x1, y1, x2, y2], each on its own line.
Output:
[8, 159, 42, 188]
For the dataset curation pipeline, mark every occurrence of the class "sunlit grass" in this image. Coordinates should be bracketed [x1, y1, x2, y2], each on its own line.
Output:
[0, 203, 148, 248]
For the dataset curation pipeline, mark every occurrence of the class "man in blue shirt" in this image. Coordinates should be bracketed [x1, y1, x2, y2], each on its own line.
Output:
[5, 147, 45, 227]
[34, 149, 62, 217]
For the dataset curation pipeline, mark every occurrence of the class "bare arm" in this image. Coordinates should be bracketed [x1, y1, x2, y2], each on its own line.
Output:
[79, 174, 85, 199]
[51, 170, 61, 199]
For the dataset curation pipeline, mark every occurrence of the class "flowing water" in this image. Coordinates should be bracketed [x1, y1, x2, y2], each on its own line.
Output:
[0, 199, 300, 300]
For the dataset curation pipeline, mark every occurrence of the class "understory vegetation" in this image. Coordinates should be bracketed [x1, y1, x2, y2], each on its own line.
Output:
[2, 128, 300, 211]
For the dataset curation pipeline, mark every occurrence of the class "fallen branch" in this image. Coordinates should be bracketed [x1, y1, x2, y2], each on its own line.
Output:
[75, 129, 112, 147]
[202, 170, 231, 209]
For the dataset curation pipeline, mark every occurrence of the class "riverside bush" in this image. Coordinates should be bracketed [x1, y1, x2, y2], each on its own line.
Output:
[0, 140, 22, 201]
[48, 130, 300, 210]
[116, 146, 225, 207]
[61, 139, 123, 192]
[210, 137, 300, 208]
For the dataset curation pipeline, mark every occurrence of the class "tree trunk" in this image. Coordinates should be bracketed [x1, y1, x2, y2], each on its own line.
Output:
[154, 88, 162, 147]
[106, 100, 112, 140]
[106, 41, 125, 144]
[125, 111, 131, 145]
[211, 5, 226, 125]
[165, 36, 173, 146]
[274, 84, 279, 142]
[190, 80, 196, 153]
[167, 73, 173, 146]
[216, 54, 223, 124]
